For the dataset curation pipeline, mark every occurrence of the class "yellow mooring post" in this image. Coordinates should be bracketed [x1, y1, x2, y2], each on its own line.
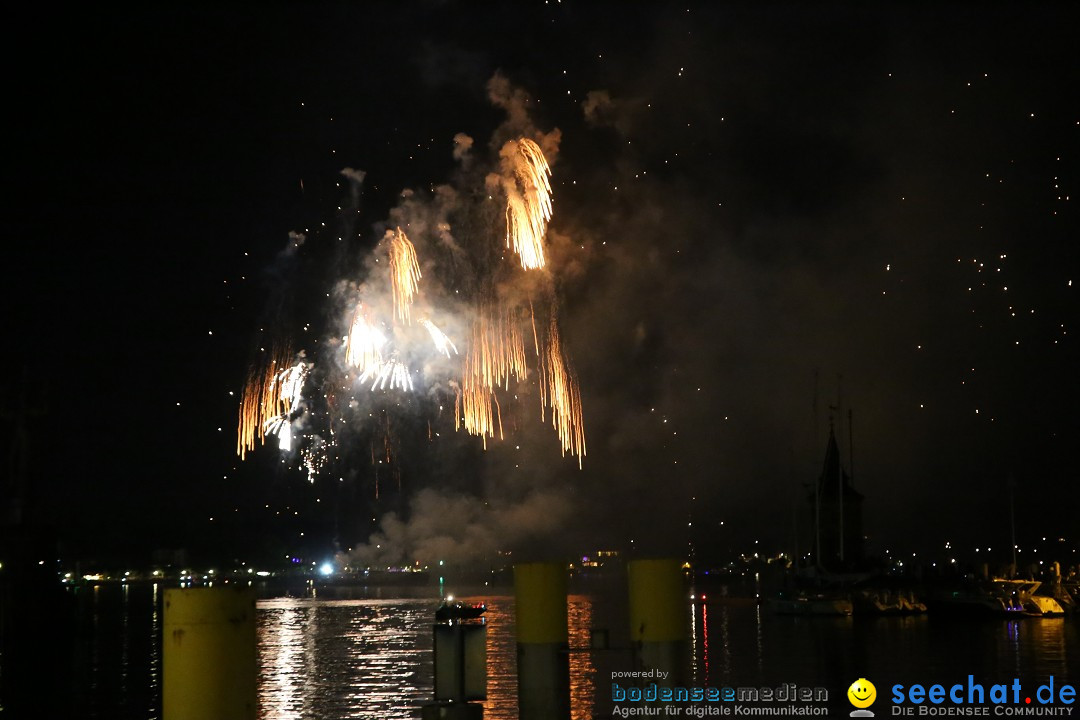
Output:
[514, 562, 570, 720]
[628, 558, 689, 687]
[163, 586, 257, 720]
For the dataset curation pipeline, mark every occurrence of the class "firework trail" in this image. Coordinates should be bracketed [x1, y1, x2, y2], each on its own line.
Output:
[502, 138, 553, 270]
[387, 227, 421, 324]
[236, 366, 263, 460]
[456, 377, 504, 448]
[463, 307, 528, 392]
[539, 316, 587, 468]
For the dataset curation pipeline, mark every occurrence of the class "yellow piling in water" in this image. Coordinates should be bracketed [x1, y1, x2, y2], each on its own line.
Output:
[163, 586, 257, 720]
[514, 562, 568, 645]
[628, 558, 688, 686]
[514, 562, 569, 720]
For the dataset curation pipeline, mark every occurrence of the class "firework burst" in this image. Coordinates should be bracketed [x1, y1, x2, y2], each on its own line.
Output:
[238, 113, 585, 481]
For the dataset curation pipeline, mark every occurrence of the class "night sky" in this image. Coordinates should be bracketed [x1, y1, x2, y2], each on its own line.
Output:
[4, 3, 1078, 571]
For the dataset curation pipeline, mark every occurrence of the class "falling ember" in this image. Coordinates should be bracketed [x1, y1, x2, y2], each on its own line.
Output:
[504, 138, 552, 270]
[539, 317, 587, 468]
[344, 304, 386, 374]
[421, 318, 459, 357]
[236, 366, 263, 460]
[388, 227, 422, 324]
[463, 307, 528, 392]
[529, 300, 541, 357]
[459, 376, 504, 448]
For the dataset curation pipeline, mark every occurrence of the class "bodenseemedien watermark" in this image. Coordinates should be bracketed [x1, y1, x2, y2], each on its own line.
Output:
[610, 680, 830, 717]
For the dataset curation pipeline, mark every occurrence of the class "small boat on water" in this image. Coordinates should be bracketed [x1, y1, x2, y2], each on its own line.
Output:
[435, 599, 487, 623]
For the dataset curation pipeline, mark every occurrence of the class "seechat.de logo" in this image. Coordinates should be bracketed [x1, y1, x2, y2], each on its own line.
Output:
[848, 678, 877, 717]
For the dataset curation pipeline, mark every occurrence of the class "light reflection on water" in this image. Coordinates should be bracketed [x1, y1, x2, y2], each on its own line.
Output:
[257, 597, 434, 719]
[468, 594, 597, 720]
[256, 592, 597, 719]
[52, 583, 1080, 719]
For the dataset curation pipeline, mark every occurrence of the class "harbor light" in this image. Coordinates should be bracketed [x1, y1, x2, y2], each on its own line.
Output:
[319, 562, 334, 576]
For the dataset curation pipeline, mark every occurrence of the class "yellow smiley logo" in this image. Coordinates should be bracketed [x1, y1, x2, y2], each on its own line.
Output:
[848, 678, 877, 709]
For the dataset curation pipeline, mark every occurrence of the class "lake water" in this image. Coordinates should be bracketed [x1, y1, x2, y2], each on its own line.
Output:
[2, 579, 1077, 718]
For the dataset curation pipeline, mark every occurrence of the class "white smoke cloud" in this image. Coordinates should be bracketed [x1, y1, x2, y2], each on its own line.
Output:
[339, 484, 575, 568]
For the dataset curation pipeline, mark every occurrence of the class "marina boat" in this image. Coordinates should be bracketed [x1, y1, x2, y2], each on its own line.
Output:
[929, 579, 1064, 617]
[992, 579, 1066, 617]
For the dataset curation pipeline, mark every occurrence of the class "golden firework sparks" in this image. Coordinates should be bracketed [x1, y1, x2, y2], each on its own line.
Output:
[459, 375, 504, 448]
[388, 227, 422, 324]
[504, 138, 552, 270]
[236, 346, 301, 459]
[539, 317, 586, 468]
[236, 366, 263, 460]
[463, 307, 527, 392]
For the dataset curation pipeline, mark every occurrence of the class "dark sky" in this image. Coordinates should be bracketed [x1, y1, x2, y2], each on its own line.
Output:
[4, 3, 1078, 570]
